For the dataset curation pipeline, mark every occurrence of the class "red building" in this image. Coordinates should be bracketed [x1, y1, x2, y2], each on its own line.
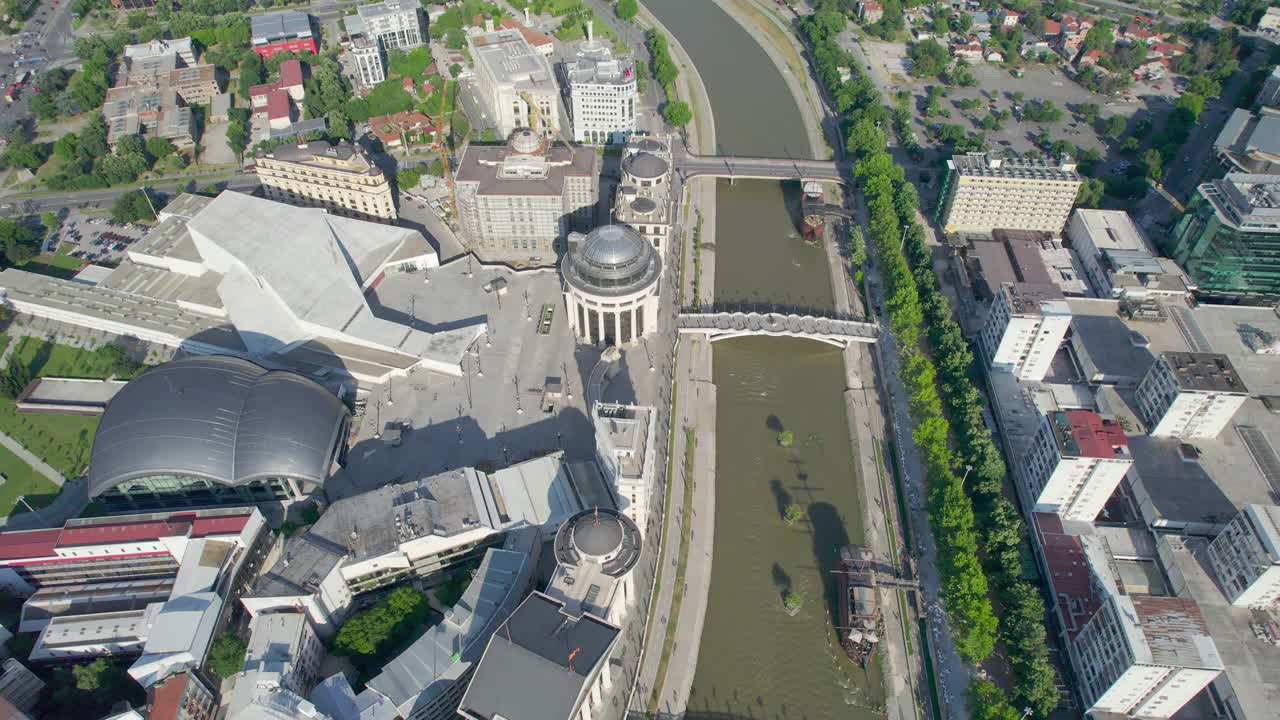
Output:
[250, 10, 318, 59]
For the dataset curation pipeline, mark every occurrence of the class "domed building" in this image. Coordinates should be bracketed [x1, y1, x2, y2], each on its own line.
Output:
[614, 136, 673, 256]
[561, 224, 662, 347]
[546, 507, 642, 618]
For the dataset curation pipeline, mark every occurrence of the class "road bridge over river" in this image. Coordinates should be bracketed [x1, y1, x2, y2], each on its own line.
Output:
[676, 305, 879, 347]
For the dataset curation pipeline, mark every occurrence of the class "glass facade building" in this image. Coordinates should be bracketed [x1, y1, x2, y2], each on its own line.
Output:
[1169, 177, 1280, 301]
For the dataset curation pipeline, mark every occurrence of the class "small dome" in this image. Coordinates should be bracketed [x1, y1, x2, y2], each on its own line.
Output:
[562, 224, 662, 297]
[573, 513, 625, 557]
[508, 128, 541, 155]
[623, 151, 669, 180]
[631, 138, 667, 154]
[630, 197, 657, 215]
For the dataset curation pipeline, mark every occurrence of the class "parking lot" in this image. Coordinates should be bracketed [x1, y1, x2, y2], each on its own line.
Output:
[50, 211, 149, 265]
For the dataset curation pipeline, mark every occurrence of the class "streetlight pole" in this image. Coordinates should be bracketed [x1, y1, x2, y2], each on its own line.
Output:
[14, 495, 33, 514]
[1019, 707, 1033, 720]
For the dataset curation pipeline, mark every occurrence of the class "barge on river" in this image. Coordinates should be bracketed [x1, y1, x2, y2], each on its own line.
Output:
[837, 544, 881, 666]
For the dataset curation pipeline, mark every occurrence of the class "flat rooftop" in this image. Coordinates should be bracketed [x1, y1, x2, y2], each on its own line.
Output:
[1156, 535, 1280, 719]
[948, 152, 1082, 182]
[469, 28, 554, 88]
[456, 143, 596, 197]
[1071, 209, 1155, 254]
[1005, 282, 1068, 316]
[1160, 351, 1248, 394]
[968, 233, 1054, 294]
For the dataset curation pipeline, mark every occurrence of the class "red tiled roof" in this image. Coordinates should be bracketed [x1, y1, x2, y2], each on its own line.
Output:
[250, 80, 280, 98]
[57, 519, 175, 547]
[280, 58, 303, 88]
[1064, 409, 1129, 458]
[1043, 19, 1061, 34]
[0, 528, 60, 560]
[498, 18, 553, 48]
[191, 513, 251, 538]
[267, 89, 291, 120]
[1033, 512, 1100, 641]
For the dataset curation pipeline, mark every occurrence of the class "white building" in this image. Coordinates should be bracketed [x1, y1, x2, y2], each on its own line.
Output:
[594, 403, 656, 535]
[978, 282, 1072, 382]
[614, 138, 674, 257]
[1134, 352, 1249, 440]
[562, 225, 662, 348]
[468, 27, 561, 138]
[123, 37, 197, 67]
[940, 152, 1082, 235]
[1206, 504, 1280, 608]
[227, 613, 326, 716]
[1066, 209, 1191, 299]
[1022, 410, 1132, 523]
[1258, 5, 1280, 32]
[243, 454, 582, 635]
[0, 192, 480, 385]
[559, 29, 636, 145]
[351, 36, 386, 87]
[344, 0, 424, 50]
[1073, 593, 1223, 718]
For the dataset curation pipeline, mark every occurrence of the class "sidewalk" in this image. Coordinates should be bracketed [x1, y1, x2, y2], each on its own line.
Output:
[0, 430, 65, 488]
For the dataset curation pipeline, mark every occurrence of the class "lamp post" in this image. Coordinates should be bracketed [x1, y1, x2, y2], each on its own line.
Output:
[14, 495, 33, 514]
[1019, 708, 1033, 720]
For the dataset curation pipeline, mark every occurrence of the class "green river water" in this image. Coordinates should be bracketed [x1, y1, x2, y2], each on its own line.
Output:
[643, 0, 885, 717]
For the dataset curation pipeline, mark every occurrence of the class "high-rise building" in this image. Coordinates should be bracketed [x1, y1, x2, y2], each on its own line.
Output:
[559, 30, 636, 145]
[455, 129, 597, 265]
[1169, 173, 1280, 301]
[256, 140, 398, 221]
[468, 27, 561, 138]
[351, 35, 385, 87]
[1072, 595, 1223, 718]
[344, 0, 424, 50]
[227, 613, 326, 716]
[250, 10, 317, 58]
[1022, 410, 1132, 522]
[978, 282, 1072, 382]
[938, 152, 1082, 235]
[1206, 504, 1280, 608]
[1134, 352, 1249, 439]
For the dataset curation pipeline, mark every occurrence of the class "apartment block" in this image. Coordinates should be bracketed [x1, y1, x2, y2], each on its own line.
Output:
[559, 31, 636, 144]
[938, 152, 1082, 235]
[1206, 504, 1280, 607]
[1134, 352, 1249, 439]
[344, 0, 424, 50]
[455, 130, 597, 265]
[978, 282, 1072, 381]
[468, 27, 561, 138]
[1022, 410, 1132, 523]
[351, 35, 386, 87]
[1073, 595, 1223, 718]
[226, 612, 326, 715]
[255, 140, 397, 221]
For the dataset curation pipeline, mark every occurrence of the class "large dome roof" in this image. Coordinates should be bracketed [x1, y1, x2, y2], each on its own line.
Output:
[553, 507, 642, 578]
[623, 151, 669, 180]
[508, 128, 542, 155]
[562, 225, 662, 297]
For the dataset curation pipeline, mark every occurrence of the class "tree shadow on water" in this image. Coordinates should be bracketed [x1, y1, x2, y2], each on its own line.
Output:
[807, 502, 851, 624]
[771, 561, 792, 604]
[765, 414, 784, 433]
[768, 478, 792, 520]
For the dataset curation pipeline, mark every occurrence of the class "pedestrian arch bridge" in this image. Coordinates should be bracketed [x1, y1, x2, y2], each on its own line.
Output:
[676, 306, 880, 347]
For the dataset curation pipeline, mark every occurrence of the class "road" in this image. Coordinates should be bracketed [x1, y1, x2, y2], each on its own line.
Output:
[0, 173, 260, 215]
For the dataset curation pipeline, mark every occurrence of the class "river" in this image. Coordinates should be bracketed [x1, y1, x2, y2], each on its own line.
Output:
[643, 1, 885, 717]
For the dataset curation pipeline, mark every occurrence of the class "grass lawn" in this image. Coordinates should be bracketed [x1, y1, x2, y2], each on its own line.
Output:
[0, 441, 59, 517]
[0, 335, 144, 478]
[25, 243, 86, 280]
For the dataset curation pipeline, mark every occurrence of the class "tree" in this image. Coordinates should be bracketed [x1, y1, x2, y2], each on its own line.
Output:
[1021, 99, 1063, 123]
[783, 503, 805, 525]
[397, 166, 422, 190]
[782, 590, 805, 612]
[111, 191, 157, 224]
[145, 137, 177, 160]
[1142, 147, 1164, 181]
[1175, 92, 1205, 120]
[969, 678, 1022, 720]
[1082, 20, 1115, 52]
[1076, 177, 1105, 208]
[615, 0, 638, 21]
[1077, 103, 1100, 122]
[238, 51, 266, 99]
[662, 101, 693, 127]
[1103, 114, 1126, 139]
[845, 117, 886, 159]
[909, 39, 949, 78]
[1186, 74, 1221, 98]
[208, 635, 247, 678]
[2, 141, 50, 171]
[777, 430, 794, 447]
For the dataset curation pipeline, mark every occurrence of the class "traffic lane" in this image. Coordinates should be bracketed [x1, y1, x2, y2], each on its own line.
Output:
[0, 175, 262, 216]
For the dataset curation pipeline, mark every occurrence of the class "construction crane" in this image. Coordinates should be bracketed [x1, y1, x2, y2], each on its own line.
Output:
[518, 89, 574, 149]
[438, 78, 457, 220]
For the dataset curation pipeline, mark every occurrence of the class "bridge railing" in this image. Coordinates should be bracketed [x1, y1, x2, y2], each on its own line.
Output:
[678, 303, 873, 324]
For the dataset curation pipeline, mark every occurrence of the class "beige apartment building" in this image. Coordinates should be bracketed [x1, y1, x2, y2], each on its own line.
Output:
[255, 140, 397, 221]
[939, 152, 1082, 235]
